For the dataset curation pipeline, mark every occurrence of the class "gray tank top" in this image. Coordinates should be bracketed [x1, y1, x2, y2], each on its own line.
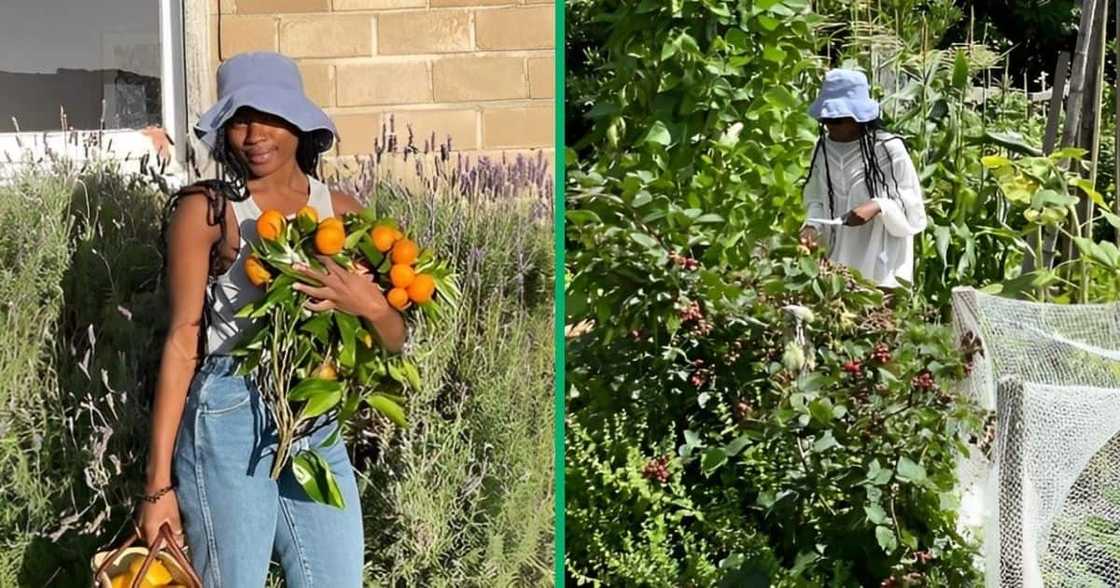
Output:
[205, 177, 335, 355]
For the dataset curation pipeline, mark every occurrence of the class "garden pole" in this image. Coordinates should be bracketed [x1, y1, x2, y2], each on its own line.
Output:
[1115, 0, 1120, 245]
[1081, 0, 1109, 302]
[1045, 0, 1098, 272]
[1022, 53, 1071, 274]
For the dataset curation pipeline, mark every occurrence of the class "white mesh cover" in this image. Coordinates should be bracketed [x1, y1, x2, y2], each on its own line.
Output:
[952, 287, 1120, 587]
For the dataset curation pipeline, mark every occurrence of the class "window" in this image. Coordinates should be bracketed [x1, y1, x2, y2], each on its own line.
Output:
[0, 0, 187, 167]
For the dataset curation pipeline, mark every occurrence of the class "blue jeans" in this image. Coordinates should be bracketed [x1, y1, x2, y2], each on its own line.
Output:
[173, 355, 364, 587]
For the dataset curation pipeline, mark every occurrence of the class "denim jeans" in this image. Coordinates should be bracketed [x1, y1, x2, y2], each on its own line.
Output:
[173, 355, 364, 587]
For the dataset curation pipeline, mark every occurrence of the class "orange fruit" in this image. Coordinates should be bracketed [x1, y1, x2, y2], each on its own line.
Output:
[371, 226, 398, 253]
[244, 255, 272, 287]
[390, 238, 419, 265]
[313, 360, 337, 381]
[387, 287, 410, 310]
[390, 264, 415, 288]
[320, 217, 344, 231]
[256, 210, 285, 242]
[407, 274, 436, 304]
[124, 557, 172, 587]
[314, 224, 346, 255]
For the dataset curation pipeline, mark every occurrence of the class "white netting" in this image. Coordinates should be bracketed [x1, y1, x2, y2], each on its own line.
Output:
[952, 287, 1120, 587]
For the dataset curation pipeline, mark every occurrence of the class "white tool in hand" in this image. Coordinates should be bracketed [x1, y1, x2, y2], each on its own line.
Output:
[805, 216, 845, 227]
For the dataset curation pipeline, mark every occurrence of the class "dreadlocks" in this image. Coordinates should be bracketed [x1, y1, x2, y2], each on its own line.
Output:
[159, 125, 326, 360]
[806, 118, 909, 220]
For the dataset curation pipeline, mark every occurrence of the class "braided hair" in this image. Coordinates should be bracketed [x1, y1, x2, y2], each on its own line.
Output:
[806, 118, 909, 220]
[160, 121, 327, 360]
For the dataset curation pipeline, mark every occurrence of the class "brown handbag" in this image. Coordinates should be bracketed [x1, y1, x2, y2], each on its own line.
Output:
[90, 522, 203, 588]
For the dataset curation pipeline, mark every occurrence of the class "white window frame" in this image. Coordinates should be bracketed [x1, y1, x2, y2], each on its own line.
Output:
[0, 0, 189, 178]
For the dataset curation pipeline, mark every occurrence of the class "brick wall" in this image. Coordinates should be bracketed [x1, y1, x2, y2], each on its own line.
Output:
[206, 0, 554, 167]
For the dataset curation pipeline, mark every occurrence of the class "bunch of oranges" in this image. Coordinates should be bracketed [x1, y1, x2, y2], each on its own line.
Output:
[245, 206, 439, 313]
[372, 225, 436, 311]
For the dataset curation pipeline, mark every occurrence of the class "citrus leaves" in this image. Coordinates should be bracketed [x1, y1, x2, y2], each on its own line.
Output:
[227, 207, 457, 504]
[292, 450, 345, 509]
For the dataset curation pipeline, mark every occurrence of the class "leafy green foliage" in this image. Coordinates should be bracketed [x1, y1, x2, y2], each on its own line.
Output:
[566, 0, 989, 584]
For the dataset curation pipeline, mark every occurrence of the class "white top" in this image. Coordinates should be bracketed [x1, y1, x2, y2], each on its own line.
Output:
[802, 132, 927, 288]
[205, 176, 335, 355]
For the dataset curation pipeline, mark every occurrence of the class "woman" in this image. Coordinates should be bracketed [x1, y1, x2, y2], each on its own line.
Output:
[799, 69, 928, 289]
[136, 51, 406, 586]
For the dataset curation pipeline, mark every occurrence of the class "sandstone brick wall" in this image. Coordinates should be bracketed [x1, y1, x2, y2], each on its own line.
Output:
[206, 0, 554, 165]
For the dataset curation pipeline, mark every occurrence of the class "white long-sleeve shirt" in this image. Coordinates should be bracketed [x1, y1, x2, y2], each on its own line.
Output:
[803, 132, 927, 288]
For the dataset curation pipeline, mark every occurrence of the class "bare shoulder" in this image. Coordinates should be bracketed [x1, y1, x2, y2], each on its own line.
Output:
[330, 189, 365, 216]
[168, 187, 221, 243]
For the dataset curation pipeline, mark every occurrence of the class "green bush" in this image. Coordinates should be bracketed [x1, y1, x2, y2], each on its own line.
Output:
[565, 0, 985, 584]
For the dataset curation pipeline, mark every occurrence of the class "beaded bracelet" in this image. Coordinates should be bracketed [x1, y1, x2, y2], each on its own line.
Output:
[140, 484, 175, 503]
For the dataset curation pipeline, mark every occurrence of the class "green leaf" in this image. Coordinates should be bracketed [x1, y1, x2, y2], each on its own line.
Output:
[808, 399, 833, 425]
[980, 154, 1011, 169]
[335, 312, 360, 369]
[398, 359, 422, 391]
[813, 431, 839, 452]
[644, 121, 672, 146]
[1050, 147, 1088, 161]
[875, 525, 898, 553]
[701, 448, 728, 476]
[357, 235, 385, 268]
[896, 456, 927, 483]
[723, 434, 751, 457]
[970, 131, 1042, 156]
[292, 450, 345, 508]
[300, 312, 334, 345]
[629, 231, 659, 249]
[951, 49, 970, 92]
[298, 387, 343, 420]
[762, 45, 785, 63]
[367, 393, 407, 427]
[288, 377, 344, 401]
[865, 502, 889, 525]
[343, 226, 365, 249]
[694, 213, 724, 224]
[763, 87, 799, 110]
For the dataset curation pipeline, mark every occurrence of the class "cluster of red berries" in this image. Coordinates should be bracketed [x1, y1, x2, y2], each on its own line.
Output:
[678, 301, 713, 336]
[642, 455, 671, 484]
[912, 370, 936, 391]
[669, 252, 700, 271]
[733, 399, 752, 421]
[679, 301, 703, 322]
[689, 358, 712, 388]
[726, 340, 743, 363]
[871, 343, 892, 363]
[842, 359, 863, 376]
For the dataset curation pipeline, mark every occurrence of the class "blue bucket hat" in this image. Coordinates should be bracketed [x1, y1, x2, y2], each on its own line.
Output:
[194, 52, 338, 152]
[808, 69, 880, 123]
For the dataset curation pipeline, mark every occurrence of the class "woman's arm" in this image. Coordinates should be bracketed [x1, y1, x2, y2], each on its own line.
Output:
[873, 140, 928, 237]
[144, 192, 219, 491]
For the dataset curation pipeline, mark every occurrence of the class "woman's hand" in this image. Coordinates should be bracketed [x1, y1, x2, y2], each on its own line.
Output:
[136, 488, 185, 548]
[844, 200, 881, 226]
[799, 226, 819, 249]
[291, 256, 387, 318]
[291, 256, 408, 351]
